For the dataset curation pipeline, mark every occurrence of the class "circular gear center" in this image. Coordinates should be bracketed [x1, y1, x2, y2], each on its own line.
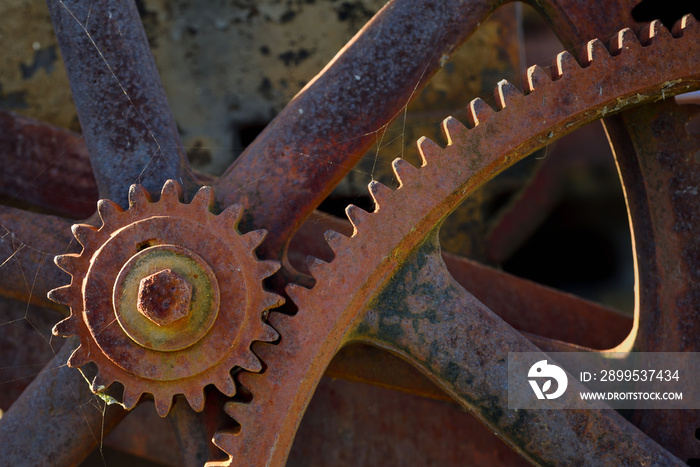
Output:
[113, 244, 220, 351]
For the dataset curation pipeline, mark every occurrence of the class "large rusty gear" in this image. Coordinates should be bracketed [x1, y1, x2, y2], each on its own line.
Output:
[48, 180, 282, 417]
[213, 17, 700, 466]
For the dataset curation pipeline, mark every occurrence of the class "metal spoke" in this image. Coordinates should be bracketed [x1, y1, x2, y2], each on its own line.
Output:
[356, 243, 682, 465]
[0, 205, 74, 309]
[0, 110, 97, 219]
[441, 252, 632, 349]
[213, 0, 500, 259]
[46, 0, 195, 206]
[0, 337, 126, 465]
[604, 99, 700, 460]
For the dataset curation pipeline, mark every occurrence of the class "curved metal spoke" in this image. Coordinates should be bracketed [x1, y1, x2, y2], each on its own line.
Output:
[213, 0, 501, 259]
[605, 99, 700, 353]
[357, 241, 682, 465]
[46, 0, 195, 206]
[0, 337, 127, 465]
[604, 99, 700, 460]
[441, 252, 632, 349]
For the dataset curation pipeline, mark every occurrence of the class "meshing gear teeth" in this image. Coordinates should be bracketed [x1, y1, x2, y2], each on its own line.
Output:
[49, 180, 283, 417]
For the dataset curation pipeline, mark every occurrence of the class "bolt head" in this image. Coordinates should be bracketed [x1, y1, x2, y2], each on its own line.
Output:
[137, 269, 193, 326]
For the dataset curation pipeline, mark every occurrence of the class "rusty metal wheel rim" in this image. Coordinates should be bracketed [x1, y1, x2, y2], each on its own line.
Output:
[214, 17, 700, 466]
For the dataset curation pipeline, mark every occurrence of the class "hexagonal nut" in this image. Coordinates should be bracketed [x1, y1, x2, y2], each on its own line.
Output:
[137, 269, 193, 326]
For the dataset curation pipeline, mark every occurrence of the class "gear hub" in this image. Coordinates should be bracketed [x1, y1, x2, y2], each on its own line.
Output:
[136, 268, 194, 327]
[49, 180, 283, 416]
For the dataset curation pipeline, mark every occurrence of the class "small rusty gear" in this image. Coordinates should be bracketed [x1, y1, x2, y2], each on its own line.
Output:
[48, 180, 283, 416]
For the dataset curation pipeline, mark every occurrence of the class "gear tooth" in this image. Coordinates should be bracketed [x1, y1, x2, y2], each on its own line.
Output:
[442, 116, 468, 145]
[153, 393, 173, 417]
[211, 431, 236, 461]
[268, 310, 290, 330]
[610, 28, 642, 56]
[128, 184, 152, 208]
[216, 373, 237, 397]
[243, 229, 267, 250]
[524, 65, 551, 94]
[391, 158, 419, 187]
[257, 260, 281, 280]
[260, 321, 279, 342]
[186, 389, 206, 412]
[286, 283, 310, 304]
[205, 456, 233, 467]
[240, 350, 263, 372]
[91, 372, 115, 392]
[205, 457, 233, 467]
[495, 79, 525, 110]
[67, 343, 91, 367]
[54, 254, 80, 274]
[305, 255, 329, 278]
[554, 51, 580, 80]
[467, 98, 495, 127]
[368, 180, 392, 211]
[97, 199, 123, 227]
[47, 285, 76, 306]
[345, 204, 370, 231]
[671, 17, 684, 37]
[675, 14, 698, 37]
[190, 185, 215, 211]
[323, 230, 350, 253]
[71, 224, 97, 249]
[219, 204, 244, 229]
[262, 291, 284, 310]
[160, 180, 184, 203]
[584, 39, 610, 66]
[417, 136, 441, 166]
[52, 315, 77, 336]
[641, 19, 673, 45]
[213, 423, 241, 451]
[122, 387, 143, 411]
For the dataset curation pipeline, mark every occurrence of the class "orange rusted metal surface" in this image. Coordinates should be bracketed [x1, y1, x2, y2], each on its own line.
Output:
[0, 0, 699, 465]
[49, 181, 282, 417]
[215, 18, 700, 466]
